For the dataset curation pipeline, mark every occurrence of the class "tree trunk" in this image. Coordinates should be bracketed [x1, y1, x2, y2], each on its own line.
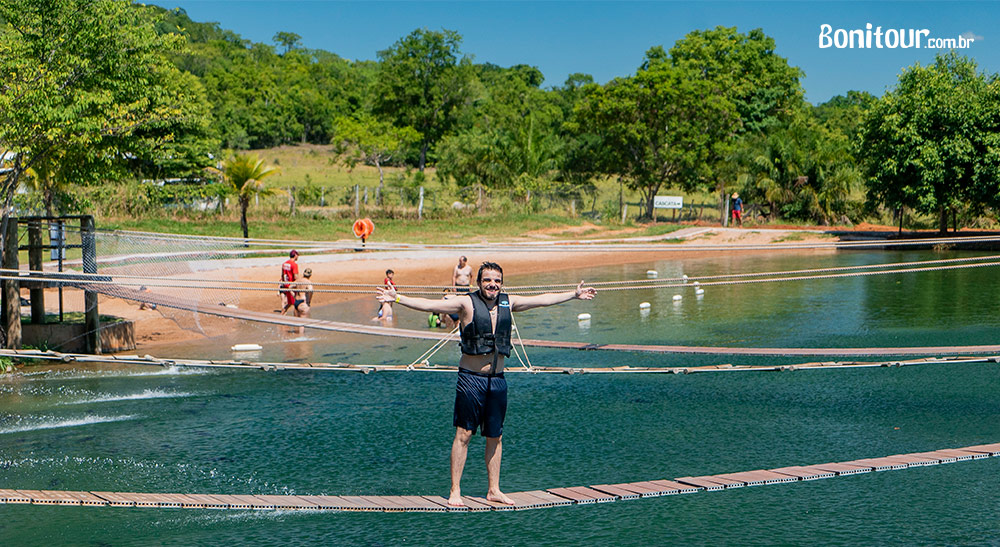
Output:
[376, 158, 384, 206]
[938, 205, 948, 234]
[240, 199, 250, 240]
[419, 142, 428, 172]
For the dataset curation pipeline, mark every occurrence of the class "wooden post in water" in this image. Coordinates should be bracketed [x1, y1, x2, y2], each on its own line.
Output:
[1, 219, 21, 348]
[27, 220, 44, 324]
[81, 216, 100, 354]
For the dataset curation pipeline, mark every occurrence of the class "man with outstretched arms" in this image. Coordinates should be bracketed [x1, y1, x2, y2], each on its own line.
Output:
[377, 261, 596, 507]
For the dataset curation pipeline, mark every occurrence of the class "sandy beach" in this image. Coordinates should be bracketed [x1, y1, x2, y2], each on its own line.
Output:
[28, 226, 843, 351]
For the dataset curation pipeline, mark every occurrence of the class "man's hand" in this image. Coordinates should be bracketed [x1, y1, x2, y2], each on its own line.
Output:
[376, 285, 398, 303]
[575, 281, 597, 300]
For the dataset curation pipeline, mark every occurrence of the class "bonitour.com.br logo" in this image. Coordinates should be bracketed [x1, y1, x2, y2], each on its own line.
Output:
[819, 23, 976, 49]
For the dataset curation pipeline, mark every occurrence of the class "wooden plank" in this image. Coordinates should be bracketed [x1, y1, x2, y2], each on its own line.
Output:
[338, 496, 383, 511]
[546, 487, 593, 503]
[464, 495, 517, 511]
[809, 462, 872, 475]
[458, 496, 497, 511]
[645, 479, 698, 494]
[590, 484, 641, 499]
[962, 443, 1000, 456]
[847, 458, 905, 471]
[701, 475, 747, 488]
[566, 486, 617, 503]
[400, 495, 449, 512]
[911, 451, 956, 464]
[181, 493, 233, 509]
[520, 490, 574, 507]
[883, 454, 939, 467]
[360, 496, 407, 512]
[0, 489, 32, 504]
[611, 482, 660, 496]
[296, 495, 355, 511]
[938, 448, 989, 460]
[674, 477, 727, 491]
[90, 491, 136, 507]
[62, 491, 109, 506]
[16, 490, 63, 505]
[717, 470, 796, 486]
[504, 491, 550, 510]
[35, 490, 84, 505]
[421, 495, 463, 511]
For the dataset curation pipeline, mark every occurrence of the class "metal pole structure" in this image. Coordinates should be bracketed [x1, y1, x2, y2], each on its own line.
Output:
[1, 219, 20, 348]
[56, 220, 64, 322]
[27, 219, 44, 324]
[81, 215, 100, 354]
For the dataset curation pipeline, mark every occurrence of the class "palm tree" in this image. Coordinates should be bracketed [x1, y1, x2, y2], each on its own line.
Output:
[206, 154, 278, 239]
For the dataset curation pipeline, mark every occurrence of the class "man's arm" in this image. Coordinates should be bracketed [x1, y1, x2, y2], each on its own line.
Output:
[509, 281, 596, 312]
[452, 266, 460, 287]
[377, 285, 466, 314]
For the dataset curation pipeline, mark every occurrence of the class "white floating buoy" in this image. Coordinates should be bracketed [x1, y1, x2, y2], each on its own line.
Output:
[682, 274, 689, 282]
[672, 295, 683, 301]
[231, 343, 263, 352]
[577, 313, 592, 321]
[646, 270, 658, 278]
[695, 288, 705, 296]
[693, 281, 700, 286]
[639, 302, 651, 309]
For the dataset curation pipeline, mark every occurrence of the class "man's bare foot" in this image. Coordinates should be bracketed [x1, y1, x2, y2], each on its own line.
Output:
[447, 493, 465, 507]
[486, 491, 514, 505]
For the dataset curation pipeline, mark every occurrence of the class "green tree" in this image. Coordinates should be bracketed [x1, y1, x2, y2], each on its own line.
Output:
[332, 114, 420, 204]
[858, 52, 1000, 233]
[273, 31, 302, 55]
[205, 154, 278, 239]
[574, 52, 737, 218]
[373, 28, 473, 170]
[667, 26, 805, 218]
[0, 0, 198, 238]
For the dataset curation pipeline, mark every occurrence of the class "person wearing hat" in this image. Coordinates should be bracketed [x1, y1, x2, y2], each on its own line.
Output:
[279, 250, 299, 314]
[731, 192, 744, 227]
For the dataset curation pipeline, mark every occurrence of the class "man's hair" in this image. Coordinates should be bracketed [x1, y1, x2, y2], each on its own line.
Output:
[459, 255, 467, 262]
[289, 250, 299, 258]
[386, 269, 394, 275]
[477, 262, 503, 284]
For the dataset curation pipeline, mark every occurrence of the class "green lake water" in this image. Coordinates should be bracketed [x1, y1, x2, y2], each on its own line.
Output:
[3, 249, 1000, 545]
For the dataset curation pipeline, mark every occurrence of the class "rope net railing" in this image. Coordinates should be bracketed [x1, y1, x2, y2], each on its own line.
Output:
[6, 253, 1000, 297]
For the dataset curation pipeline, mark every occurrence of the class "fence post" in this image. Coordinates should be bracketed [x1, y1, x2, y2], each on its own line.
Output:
[570, 199, 576, 217]
[82, 216, 100, 354]
[354, 185, 360, 217]
[1, 219, 21, 349]
[418, 186, 424, 220]
[289, 187, 296, 214]
[27, 220, 44, 324]
[320, 187, 325, 207]
[622, 204, 628, 224]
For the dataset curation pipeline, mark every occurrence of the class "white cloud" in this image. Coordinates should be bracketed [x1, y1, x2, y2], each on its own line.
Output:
[961, 31, 984, 41]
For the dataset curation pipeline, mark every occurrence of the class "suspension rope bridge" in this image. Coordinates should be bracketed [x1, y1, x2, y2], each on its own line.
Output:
[3, 442, 997, 512]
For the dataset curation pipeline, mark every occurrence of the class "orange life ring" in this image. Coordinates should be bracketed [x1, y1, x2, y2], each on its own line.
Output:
[352, 218, 375, 239]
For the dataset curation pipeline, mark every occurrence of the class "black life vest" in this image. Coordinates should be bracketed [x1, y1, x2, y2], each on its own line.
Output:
[459, 290, 512, 357]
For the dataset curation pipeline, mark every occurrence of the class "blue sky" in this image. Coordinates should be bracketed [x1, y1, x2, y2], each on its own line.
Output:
[146, 1, 997, 104]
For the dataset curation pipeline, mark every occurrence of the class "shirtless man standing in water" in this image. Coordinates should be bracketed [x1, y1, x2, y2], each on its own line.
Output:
[378, 262, 596, 506]
[452, 255, 472, 292]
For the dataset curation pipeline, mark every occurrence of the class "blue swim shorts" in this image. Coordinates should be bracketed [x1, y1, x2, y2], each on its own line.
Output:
[454, 368, 507, 437]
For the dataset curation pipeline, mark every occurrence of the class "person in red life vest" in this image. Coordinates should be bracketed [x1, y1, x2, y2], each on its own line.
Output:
[377, 262, 596, 507]
[279, 250, 299, 314]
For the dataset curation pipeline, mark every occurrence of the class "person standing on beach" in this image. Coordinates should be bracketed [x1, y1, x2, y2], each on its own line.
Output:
[279, 250, 299, 313]
[731, 193, 744, 227]
[377, 261, 596, 507]
[453, 256, 472, 293]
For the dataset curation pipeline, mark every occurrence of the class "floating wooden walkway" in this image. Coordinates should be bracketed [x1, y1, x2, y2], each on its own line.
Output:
[72, 284, 1000, 357]
[3, 443, 998, 512]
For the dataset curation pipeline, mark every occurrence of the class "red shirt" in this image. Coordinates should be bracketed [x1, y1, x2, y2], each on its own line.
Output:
[282, 259, 299, 284]
[384, 277, 395, 288]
